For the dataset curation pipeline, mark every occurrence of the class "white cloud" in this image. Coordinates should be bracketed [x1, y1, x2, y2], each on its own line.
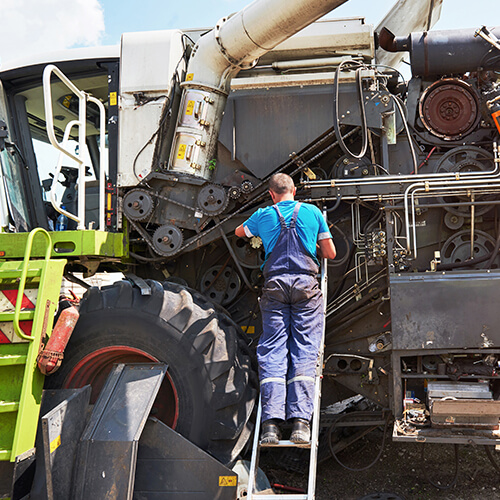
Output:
[1, 0, 105, 64]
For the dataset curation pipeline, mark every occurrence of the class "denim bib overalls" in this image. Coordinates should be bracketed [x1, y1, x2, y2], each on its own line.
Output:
[258, 202, 324, 422]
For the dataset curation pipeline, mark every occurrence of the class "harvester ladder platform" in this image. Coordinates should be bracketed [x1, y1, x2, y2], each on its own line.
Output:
[247, 211, 329, 500]
[0, 228, 66, 462]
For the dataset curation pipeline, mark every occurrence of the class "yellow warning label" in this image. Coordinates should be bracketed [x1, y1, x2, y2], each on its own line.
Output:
[186, 73, 194, 81]
[109, 92, 117, 106]
[241, 326, 255, 334]
[186, 100, 195, 116]
[219, 476, 237, 487]
[177, 144, 187, 160]
[50, 434, 61, 453]
[62, 94, 71, 109]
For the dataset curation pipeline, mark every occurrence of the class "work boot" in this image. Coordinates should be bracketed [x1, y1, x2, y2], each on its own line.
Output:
[290, 418, 310, 444]
[261, 419, 281, 444]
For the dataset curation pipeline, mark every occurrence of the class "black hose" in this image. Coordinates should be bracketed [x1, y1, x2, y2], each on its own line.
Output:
[484, 445, 500, 474]
[485, 217, 500, 269]
[421, 443, 460, 490]
[326, 193, 342, 213]
[333, 61, 368, 160]
[327, 412, 390, 472]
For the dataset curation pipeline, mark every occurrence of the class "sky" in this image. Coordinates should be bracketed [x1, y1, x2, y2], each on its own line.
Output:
[1, 0, 498, 67]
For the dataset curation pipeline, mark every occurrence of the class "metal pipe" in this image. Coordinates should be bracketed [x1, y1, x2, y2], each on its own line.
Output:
[379, 26, 500, 77]
[168, 0, 348, 178]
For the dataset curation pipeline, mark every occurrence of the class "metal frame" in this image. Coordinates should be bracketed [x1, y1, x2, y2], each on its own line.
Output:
[42, 65, 107, 230]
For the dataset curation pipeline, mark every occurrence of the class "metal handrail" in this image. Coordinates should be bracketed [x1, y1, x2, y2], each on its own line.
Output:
[43, 64, 107, 230]
[13, 228, 52, 341]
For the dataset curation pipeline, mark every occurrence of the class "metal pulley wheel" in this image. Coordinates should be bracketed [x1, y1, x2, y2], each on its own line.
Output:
[152, 224, 184, 256]
[434, 146, 494, 217]
[123, 189, 155, 221]
[231, 236, 265, 269]
[200, 265, 241, 305]
[444, 212, 464, 230]
[419, 79, 480, 140]
[228, 186, 241, 200]
[241, 180, 254, 194]
[440, 229, 499, 268]
[197, 184, 228, 216]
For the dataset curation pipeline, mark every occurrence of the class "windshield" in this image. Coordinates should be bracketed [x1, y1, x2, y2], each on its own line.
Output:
[0, 147, 29, 231]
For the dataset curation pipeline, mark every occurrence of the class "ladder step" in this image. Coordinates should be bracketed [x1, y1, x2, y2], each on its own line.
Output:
[0, 311, 35, 321]
[0, 269, 42, 279]
[0, 401, 20, 413]
[0, 449, 12, 460]
[260, 439, 311, 449]
[0, 354, 27, 366]
[252, 495, 307, 499]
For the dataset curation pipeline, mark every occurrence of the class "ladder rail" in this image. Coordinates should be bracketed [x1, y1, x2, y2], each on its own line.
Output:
[306, 225, 328, 499]
[13, 228, 52, 341]
[247, 208, 329, 499]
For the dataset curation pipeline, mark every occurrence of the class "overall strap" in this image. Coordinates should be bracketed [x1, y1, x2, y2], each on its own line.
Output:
[273, 205, 287, 229]
[289, 202, 302, 228]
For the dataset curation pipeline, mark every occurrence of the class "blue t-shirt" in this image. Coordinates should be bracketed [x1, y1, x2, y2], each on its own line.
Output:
[243, 200, 332, 265]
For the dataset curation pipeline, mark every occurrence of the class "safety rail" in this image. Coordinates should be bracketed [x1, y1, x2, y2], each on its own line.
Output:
[13, 228, 52, 341]
[42, 64, 106, 230]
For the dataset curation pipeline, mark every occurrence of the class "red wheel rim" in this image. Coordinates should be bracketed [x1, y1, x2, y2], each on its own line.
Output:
[64, 345, 179, 428]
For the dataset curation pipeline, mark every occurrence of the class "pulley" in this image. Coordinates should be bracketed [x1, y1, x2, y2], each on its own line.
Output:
[152, 224, 184, 256]
[200, 265, 241, 305]
[123, 189, 155, 221]
[197, 184, 228, 216]
[440, 229, 499, 268]
[434, 146, 494, 217]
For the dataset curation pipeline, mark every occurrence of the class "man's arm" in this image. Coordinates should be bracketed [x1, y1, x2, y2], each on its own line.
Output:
[235, 224, 247, 238]
[318, 238, 336, 260]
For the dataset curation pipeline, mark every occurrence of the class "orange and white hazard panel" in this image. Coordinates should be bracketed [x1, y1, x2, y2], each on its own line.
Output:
[0, 289, 37, 344]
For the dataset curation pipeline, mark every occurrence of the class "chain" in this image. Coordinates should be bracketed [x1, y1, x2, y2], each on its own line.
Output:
[130, 127, 359, 257]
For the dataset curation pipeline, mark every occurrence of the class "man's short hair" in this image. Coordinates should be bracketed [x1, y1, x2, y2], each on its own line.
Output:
[269, 173, 295, 195]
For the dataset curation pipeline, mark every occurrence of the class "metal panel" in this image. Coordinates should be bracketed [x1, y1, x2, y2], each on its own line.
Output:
[390, 270, 500, 350]
[134, 418, 237, 500]
[72, 363, 167, 500]
[41, 386, 91, 500]
[427, 381, 492, 400]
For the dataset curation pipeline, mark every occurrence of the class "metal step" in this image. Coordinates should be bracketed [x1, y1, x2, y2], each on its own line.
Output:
[0, 355, 27, 366]
[252, 495, 307, 499]
[0, 311, 35, 322]
[0, 402, 19, 413]
[260, 440, 311, 448]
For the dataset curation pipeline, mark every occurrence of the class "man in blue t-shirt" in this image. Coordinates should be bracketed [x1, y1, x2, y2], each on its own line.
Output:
[236, 173, 336, 444]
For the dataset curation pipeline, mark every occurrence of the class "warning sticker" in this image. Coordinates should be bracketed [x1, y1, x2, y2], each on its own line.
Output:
[219, 476, 237, 487]
[50, 434, 61, 453]
[186, 73, 194, 81]
[109, 92, 117, 106]
[186, 100, 195, 116]
[177, 144, 187, 160]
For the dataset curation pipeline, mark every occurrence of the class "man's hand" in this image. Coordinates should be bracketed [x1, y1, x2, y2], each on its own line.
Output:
[235, 224, 247, 238]
[317, 238, 336, 260]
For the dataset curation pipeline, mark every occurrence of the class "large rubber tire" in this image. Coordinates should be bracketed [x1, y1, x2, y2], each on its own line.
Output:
[46, 279, 258, 466]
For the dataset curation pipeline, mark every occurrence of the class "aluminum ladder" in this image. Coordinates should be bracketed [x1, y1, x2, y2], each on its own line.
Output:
[247, 220, 329, 500]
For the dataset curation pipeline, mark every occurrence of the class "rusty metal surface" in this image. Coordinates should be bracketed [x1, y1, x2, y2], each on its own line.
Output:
[419, 79, 480, 140]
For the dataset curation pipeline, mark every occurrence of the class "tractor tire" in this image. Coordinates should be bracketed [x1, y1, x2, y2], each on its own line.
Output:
[46, 279, 258, 466]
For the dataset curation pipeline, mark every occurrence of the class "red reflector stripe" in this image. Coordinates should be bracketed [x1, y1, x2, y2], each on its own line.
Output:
[2, 289, 35, 309]
[0, 329, 10, 343]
